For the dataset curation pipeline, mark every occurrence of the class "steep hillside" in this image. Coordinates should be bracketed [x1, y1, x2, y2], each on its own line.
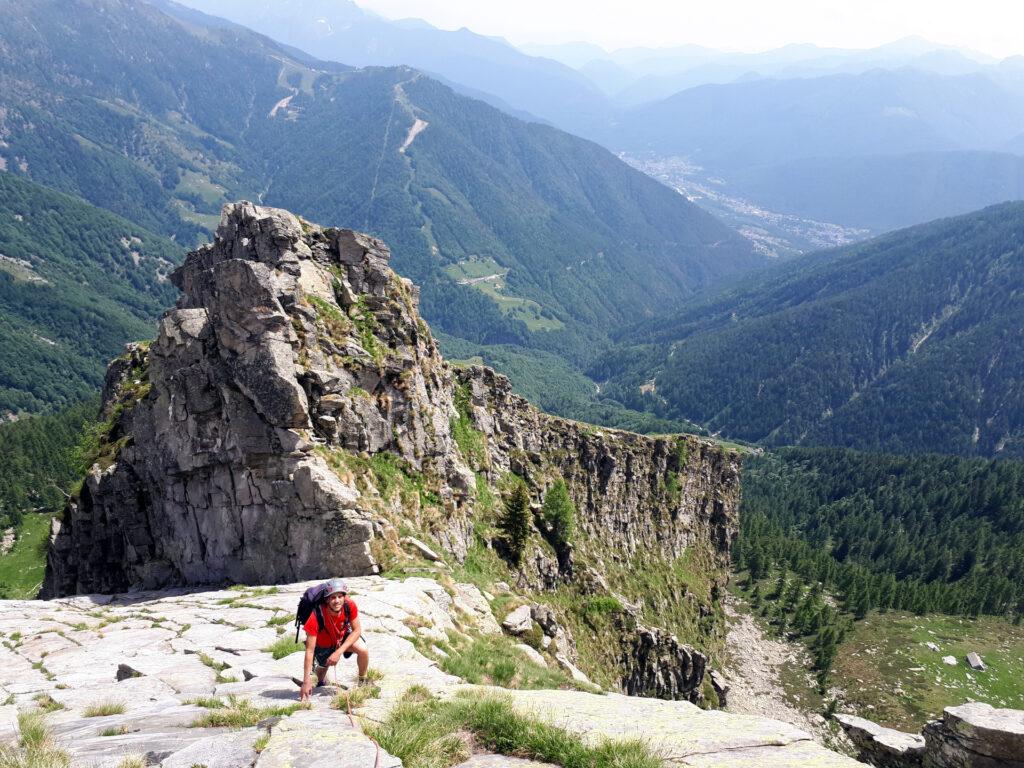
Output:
[595, 203, 1024, 457]
[166, 0, 613, 137]
[0, 0, 760, 350]
[730, 151, 1024, 233]
[0, 173, 181, 415]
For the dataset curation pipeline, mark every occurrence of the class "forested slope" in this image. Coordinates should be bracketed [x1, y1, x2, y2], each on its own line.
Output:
[0, 0, 761, 356]
[595, 202, 1024, 457]
[0, 174, 181, 414]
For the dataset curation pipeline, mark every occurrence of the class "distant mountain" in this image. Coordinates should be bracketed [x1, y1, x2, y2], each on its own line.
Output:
[729, 151, 1024, 232]
[594, 203, 1024, 458]
[0, 0, 761, 358]
[0, 173, 181, 415]
[168, 0, 612, 137]
[530, 36, 997, 106]
[608, 69, 1024, 171]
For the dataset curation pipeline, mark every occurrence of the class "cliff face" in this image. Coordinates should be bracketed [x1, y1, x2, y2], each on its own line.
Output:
[42, 202, 741, 699]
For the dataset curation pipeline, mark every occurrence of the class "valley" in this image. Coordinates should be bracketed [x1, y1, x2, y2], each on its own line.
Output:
[1, 2, 1024, 767]
[623, 153, 870, 257]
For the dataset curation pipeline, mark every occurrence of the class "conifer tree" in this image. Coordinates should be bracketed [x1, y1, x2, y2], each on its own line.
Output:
[498, 479, 531, 567]
[541, 478, 575, 553]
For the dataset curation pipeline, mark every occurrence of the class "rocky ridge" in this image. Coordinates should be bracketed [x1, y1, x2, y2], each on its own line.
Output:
[0, 578, 864, 768]
[42, 202, 740, 702]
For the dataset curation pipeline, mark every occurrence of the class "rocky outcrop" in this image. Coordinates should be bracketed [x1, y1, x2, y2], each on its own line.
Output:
[43, 203, 473, 596]
[923, 703, 1024, 768]
[837, 704, 1024, 768]
[42, 202, 741, 703]
[835, 714, 925, 768]
[621, 624, 706, 703]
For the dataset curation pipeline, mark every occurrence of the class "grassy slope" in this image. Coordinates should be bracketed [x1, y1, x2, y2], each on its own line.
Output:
[835, 612, 1024, 730]
[0, 513, 52, 598]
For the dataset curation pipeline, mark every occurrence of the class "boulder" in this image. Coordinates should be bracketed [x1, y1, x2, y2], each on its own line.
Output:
[966, 652, 986, 671]
[501, 605, 533, 635]
[835, 713, 925, 767]
[923, 702, 1024, 766]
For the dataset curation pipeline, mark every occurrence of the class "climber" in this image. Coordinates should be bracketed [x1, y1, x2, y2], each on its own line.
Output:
[298, 578, 370, 700]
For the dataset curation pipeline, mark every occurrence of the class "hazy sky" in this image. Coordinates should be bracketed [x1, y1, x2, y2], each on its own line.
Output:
[357, 0, 1022, 58]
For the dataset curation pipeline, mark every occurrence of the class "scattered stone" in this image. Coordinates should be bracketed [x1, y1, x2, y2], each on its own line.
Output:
[942, 655, 957, 666]
[514, 644, 548, 669]
[501, 605, 533, 635]
[554, 654, 593, 686]
[401, 536, 441, 562]
[925, 642, 940, 652]
[966, 652, 986, 671]
[709, 669, 730, 708]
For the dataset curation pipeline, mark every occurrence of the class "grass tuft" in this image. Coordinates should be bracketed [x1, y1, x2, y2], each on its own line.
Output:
[0, 711, 71, 768]
[264, 636, 304, 660]
[189, 695, 309, 729]
[83, 701, 126, 718]
[367, 689, 660, 768]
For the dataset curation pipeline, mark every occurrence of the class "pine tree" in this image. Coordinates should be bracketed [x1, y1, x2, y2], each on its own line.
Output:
[541, 478, 575, 553]
[498, 480, 531, 567]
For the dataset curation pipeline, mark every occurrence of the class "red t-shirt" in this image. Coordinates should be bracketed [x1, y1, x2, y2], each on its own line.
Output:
[303, 599, 358, 648]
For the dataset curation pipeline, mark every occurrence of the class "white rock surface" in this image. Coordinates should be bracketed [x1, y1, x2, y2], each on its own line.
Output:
[0, 577, 866, 768]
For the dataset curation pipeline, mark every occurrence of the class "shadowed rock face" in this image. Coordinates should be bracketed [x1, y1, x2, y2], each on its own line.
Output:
[41, 202, 741, 703]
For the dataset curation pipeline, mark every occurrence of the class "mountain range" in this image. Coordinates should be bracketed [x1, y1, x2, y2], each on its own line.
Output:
[0, 0, 760, 414]
[594, 202, 1024, 458]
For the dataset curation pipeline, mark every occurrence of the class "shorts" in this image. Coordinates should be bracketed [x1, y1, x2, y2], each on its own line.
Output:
[313, 635, 361, 667]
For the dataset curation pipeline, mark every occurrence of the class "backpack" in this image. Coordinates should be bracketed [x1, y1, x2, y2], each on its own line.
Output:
[294, 582, 352, 643]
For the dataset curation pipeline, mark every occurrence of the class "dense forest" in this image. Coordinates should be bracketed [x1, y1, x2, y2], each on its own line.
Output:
[736, 447, 1024, 620]
[0, 174, 181, 414]
[0, 401, 97, 529]
[595, 202, 1024, 458]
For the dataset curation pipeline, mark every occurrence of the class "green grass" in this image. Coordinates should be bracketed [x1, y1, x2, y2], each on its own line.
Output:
[332, 683, 382, 711]
[99, 725, 129, 737]
[444, 260, 564, 332]
[189, 696, 309, 728]
[33, 694, 64, 713]
[174, 170, 226, 207]
[0, 711, 71, 768]
[833, 612, 1024, 731]
[435, 633, 587, 692]
[264, 636, 304, 660]
[367, 688, 659, 768]
[0, 512, 52, 598]
[82, 701, 126, 718]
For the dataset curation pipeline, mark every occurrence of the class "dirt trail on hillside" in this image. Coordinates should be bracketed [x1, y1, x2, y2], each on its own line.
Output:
[721, 594, 828, 738]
